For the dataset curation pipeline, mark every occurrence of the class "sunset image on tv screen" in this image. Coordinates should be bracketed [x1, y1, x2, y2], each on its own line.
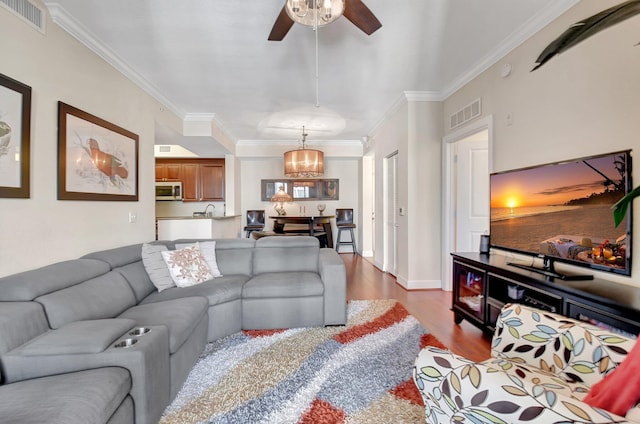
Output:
[490, 151, 630, 274]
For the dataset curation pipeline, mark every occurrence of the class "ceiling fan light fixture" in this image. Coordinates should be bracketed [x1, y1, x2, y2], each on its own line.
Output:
[285, 0, 344, 27]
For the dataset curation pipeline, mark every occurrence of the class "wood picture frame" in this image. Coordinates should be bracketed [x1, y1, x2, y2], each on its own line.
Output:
[0, 73, 31, 198]
[58, 102, 139, 201]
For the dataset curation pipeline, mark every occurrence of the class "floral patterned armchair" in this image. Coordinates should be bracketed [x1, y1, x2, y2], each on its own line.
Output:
[413, 303, 639, 423]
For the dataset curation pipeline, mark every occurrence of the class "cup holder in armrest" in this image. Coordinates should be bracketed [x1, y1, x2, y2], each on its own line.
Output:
[114, 338, 138, 349]
[129, 327, 151, 336]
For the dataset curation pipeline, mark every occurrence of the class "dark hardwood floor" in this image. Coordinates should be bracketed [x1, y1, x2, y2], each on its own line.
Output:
[341, 253, 492, 362]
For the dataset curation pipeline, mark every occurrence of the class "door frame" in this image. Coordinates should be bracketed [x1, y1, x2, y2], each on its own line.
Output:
[361, 154, 375, 258]
[383, 151, 398, 275]
[442, 115, 493, 291]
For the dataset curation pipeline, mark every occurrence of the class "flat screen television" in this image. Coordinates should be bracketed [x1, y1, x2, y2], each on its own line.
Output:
[490, 150, 632, 279]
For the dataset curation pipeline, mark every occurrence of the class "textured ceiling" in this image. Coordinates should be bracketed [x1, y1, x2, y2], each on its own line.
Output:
[42, 0, 579, 154]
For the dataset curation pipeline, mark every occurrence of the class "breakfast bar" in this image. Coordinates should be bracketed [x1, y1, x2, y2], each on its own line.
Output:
[156, 215, 241, 240]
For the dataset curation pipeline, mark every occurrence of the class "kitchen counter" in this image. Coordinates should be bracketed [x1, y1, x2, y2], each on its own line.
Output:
[156, 215, 241, 239]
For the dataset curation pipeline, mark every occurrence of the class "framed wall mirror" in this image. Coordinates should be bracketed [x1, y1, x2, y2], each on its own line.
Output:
[261, 179, 339, 201]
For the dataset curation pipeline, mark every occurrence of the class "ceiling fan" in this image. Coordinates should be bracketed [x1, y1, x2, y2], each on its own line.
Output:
[268, 0, 382, 41]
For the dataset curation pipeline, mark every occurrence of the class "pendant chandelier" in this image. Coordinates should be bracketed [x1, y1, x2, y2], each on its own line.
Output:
[285, 0, 344, 27]
[284, 126, 324, 178]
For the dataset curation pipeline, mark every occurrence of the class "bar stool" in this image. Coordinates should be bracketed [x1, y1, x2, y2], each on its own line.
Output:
[335, 208, 357, 253]
[244, 210, 265, 238]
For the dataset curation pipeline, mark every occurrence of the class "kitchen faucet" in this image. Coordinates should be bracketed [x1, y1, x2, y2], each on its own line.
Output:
[203, 204, 215, 217]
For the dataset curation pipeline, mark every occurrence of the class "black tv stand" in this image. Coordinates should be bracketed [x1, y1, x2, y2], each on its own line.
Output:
[452, 252, 640, 337]
[506, 262, 594, 281]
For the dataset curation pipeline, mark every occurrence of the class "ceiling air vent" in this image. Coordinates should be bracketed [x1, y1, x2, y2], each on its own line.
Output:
[158, 145, 172, 153]
[0, 0, 45, 33]
[450, 98, 481, 130]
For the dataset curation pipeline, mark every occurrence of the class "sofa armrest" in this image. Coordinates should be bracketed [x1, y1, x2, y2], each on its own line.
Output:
[318, 248, 347, 325]
[2, 324, 170, 424]
[414, 346, 629, 423]
[493, 303, 637, 387]
[15, 319, 136, 356]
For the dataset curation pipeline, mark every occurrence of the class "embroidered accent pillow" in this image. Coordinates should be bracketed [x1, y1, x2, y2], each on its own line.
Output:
[141, 243, 175, 292]
[161, 243, 213, 287]
[175, 241, 222, 277]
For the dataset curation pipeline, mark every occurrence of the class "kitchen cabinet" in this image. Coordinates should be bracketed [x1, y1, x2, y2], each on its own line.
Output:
[155, 163, 182, 181]
[156, 158, 225, 202]
[181, 164, 199, 201]
[199, 163, 224, 201]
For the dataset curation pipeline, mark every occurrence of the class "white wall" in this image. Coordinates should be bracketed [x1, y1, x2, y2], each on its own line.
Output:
[368, 98, 443, 289]
[0, 5, 176, 276]
[444, 0, 640, 285]
[370, 101, 408, 272]
[406, 101, 443, 288]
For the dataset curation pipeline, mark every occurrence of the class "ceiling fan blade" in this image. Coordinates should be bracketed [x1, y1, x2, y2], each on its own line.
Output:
[268, 6, 295, 41]
[343, 0, 382, 35]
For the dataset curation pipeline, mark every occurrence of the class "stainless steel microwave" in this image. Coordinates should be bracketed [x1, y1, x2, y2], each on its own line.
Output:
[155, 181, 182, 201]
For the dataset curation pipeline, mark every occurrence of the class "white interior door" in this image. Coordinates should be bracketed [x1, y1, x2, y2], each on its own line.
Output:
[384, 153, 398, 275]
[455, 132, 489, 252]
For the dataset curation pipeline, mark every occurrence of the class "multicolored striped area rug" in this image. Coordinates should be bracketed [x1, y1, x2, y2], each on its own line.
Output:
[160, 299, 443, 424]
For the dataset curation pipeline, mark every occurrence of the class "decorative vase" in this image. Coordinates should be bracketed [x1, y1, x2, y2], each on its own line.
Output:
[274, 203, 287, 216]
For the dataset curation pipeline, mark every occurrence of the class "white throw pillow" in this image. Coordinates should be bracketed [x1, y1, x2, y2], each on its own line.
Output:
[161, 243, 213, 287]
[175, 241, 222, 277]
[141, 243, 175, 292]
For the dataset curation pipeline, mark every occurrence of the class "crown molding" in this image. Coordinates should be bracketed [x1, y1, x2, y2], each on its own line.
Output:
[44, 1, 185, 118]
[367, 92, 408, 137]
[236, 139, 362, 147]
[182, 113, 237, 151]
[183, 113, 216, 122]
[368, 90, 442, 137]
[403, 91, 443, 102]
[44, 0, 579, 148]
[440, 0, 580, 100]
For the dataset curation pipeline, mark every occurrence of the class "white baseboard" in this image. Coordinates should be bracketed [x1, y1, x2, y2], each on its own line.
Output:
[362, 250, 374, 257]
[396, 276, 442, 290]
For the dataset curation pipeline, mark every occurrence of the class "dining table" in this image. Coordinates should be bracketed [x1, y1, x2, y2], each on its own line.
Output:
[269, 215, 335, 248]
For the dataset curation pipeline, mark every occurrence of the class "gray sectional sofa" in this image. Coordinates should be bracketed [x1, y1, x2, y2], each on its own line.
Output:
[0, 236, 347, 424]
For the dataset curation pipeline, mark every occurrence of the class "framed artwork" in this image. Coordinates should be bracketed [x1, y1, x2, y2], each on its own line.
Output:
[58, 102, 138, 201]
[261, 179, 339, 201]
[0, 73, 31, 198]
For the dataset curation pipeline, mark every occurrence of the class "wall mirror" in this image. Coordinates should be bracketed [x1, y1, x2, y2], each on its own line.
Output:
[261, 179, 339, 201]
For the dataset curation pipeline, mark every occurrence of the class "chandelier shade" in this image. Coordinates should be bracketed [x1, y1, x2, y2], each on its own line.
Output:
[284, 148, 325, 178]
[284, 126, 325, 178]
[285, 0, 345, 27]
